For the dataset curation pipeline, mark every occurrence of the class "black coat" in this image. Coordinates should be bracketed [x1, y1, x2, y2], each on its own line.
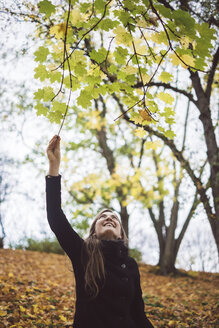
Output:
[45, 174, 154, 328]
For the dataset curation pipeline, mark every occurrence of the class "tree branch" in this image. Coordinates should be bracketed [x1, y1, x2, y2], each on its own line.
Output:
[206, 45, 219, 100]
[133, 81, 198, 105]
[112, 93, 215, 220]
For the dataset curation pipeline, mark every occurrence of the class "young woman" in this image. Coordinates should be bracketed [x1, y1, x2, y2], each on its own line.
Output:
[46, 135, 155, 328]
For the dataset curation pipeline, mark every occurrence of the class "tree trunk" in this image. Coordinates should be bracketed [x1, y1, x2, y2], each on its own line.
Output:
[158, 201, 179, 274]
[190, 71, 219, 254]
[120, 205, 129, 241]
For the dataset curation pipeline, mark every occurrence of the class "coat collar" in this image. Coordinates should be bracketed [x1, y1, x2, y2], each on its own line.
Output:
[100, 239, 128, 259]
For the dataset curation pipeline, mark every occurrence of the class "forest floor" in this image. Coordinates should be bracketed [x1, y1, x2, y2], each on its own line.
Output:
[0, 249, 218, 328]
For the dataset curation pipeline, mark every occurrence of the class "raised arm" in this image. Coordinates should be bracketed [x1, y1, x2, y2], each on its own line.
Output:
[45, 135, 84, 266]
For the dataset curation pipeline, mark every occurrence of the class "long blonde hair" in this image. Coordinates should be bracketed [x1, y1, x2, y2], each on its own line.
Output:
[81, 208, 128, 299]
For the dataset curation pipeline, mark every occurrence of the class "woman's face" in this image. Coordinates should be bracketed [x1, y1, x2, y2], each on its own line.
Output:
[94, 211, 122, 240]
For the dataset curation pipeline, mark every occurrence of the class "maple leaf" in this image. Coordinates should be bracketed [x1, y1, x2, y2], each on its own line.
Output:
[138, 109, 152, 122]
[134, 127, 146, 138]
[34, 46, 49, 63]
[38, 0, 56, 18]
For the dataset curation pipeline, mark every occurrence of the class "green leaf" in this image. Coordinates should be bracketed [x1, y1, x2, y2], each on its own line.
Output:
[90, 48, 107, 64]
[34, 89, 44, 101]
[47, 111, 63, 124]
[114, 46, 129, 65]
[35, 103, 48, 116]
[77, 90, 93, 108]
[95, 0, 106, 12]
[51, 101, 66, 113]
[49, 70, 62, 83]
[38, 0, 56, 18]
[99, 19, 119, 31]
[34, 64, 49, 81]
[34, 87, 55, 102]
[43, 86, 55, 101]
[34, 46, 49, 63]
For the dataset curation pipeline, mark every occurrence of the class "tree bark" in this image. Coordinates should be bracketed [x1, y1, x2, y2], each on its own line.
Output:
[190, 70, 219, 254]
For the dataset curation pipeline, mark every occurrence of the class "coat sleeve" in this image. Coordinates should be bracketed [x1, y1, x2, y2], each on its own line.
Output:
[45, 174, 84, 267]
[130, 260, 154, 328]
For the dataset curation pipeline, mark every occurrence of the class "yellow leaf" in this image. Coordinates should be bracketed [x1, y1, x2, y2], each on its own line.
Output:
[180, 36, 191, 49]
[59, 314, 67, 321]
[50, 23, 67, 40]
[33, 304, 39, 314]
[134, 127, 146, 138]
[8, 272, 14, 278]
[19, 305, 26, 312]
[181, 54, 195, 68]
[158, 71, 173, 83]
[113, 26, 132, 45]
[157, 92, 174, 104]
[122, 66, 137, 74]
[131, 114, 143, 125]
[136, 18, 148, 28]
[133, 39, 146, 55]
[70, 8, 81, 25]
[142, 73, 150, 84]
[0, 310, 7, 316]
[169, 53, 195, 68]
[169, 53, 181, 66]
[145, 140, 162, 150]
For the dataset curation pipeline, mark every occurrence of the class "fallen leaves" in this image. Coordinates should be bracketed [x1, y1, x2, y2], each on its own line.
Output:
[0, 249, 218, 327]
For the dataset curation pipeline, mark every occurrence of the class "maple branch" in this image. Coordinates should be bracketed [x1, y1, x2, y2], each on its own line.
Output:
[51, 0, 72, 136]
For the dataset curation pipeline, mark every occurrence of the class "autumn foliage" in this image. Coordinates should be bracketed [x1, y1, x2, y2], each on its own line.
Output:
[0, 249, 218, 327]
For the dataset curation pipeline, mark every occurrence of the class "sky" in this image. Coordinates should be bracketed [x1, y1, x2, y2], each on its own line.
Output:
[0, 1, 218, 273]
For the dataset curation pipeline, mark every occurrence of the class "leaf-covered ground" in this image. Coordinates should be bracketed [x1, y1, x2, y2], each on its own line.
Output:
[0, 249, 218, 328]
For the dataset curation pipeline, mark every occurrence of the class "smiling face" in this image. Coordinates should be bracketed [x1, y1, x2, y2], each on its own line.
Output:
[94, 211, 122, 241]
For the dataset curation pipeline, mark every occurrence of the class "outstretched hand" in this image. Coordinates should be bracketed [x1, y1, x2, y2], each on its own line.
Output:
[46, 135, 61, 169]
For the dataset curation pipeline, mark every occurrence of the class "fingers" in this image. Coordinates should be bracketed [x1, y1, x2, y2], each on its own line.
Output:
[47, 135, 61, 153]
[49, 135, 61, 143]
[48, 135, 61, 146]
